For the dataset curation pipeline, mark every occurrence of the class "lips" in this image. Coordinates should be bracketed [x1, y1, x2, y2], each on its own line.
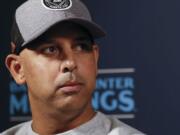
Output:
[58, 82, 83, 94]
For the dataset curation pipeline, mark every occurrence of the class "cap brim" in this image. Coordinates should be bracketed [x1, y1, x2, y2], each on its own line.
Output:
[63, 18, 106, 38]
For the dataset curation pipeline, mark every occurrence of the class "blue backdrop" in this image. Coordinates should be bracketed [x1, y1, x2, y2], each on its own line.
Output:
[1, 0, 180, 135]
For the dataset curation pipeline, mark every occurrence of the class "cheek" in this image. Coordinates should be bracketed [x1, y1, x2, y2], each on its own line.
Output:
[22, 55, 59, 97]
[78, 55, 97, 87]
[83, 60, 97, 76]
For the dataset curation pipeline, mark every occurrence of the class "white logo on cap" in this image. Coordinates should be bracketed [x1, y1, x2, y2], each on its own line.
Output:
[42, 0, 72, 10]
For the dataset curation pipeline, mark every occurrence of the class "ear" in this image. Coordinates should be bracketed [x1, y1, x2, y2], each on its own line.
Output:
[93, 44, 99, 61]
[5, 54, 26, 85]
[92, 44, 99, 75]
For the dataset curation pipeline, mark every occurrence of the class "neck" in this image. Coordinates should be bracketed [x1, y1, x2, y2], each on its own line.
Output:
[30, 102, 96, 135]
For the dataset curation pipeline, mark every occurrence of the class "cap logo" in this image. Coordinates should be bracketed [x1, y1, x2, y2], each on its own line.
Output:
[42, 0, 72, 10]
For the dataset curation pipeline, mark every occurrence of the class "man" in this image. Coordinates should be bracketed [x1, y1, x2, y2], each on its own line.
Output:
[2, 0, 145, 134]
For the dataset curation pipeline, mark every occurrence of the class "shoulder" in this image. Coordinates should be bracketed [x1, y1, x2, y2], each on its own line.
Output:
[1, 121, 32, 135]
[97, 112, 146, 135]
[108, 117, 145, 135]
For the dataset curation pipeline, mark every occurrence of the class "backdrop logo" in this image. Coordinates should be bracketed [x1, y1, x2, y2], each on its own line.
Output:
[92, 68, 136, 119]
[9, 80, 31, 122]
[8, 68, 137, 122]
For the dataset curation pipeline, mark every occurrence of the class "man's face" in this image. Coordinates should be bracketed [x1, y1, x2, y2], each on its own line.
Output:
[17, 23, 99, 114]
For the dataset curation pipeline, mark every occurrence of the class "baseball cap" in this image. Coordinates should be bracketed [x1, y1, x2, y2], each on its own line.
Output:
[11, 0, 106, 54]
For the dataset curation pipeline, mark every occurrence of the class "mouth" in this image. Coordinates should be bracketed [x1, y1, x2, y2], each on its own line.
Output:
[58, 82, 83, 94]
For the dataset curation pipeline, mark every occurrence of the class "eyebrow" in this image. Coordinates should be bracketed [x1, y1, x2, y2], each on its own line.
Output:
[74, 36, 90, 41]
[73, 36, 95, 44]
[27, 34, 95, 49]
[25, 39, 56, 51]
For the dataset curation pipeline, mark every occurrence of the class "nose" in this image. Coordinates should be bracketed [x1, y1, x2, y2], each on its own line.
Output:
[60, 52, 77, 73]
[61, 60, 76, 73]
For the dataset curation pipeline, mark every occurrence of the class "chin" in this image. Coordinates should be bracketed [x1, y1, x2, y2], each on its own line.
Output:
[55, 98, 88, 112]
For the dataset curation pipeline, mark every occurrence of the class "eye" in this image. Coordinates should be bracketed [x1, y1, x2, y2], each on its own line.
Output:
[74, 42, 93, 52]
[42, 46, 59, 55]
